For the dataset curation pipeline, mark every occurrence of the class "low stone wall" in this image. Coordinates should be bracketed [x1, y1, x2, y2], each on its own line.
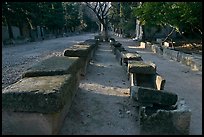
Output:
[142, 42, 202, 71]
[2, 38, 99, 135]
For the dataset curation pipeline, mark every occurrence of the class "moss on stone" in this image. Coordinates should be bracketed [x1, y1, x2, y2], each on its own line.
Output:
[2, 74, 78, 113]
[22, 56, 82, 78]
[128, 61, 156, 74]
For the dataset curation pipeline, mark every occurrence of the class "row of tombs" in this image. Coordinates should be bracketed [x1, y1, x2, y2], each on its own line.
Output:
[109, 37, 192, 135]
[2, 38, 100, 135]
[2, 34, 192, 135]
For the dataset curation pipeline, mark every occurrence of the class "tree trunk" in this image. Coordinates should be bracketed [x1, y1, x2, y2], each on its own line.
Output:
[162, 27, 175, 42]
[141, 25, 145, 41]
[7, 20, 14, 39]
[19, 23, 23, 37]
[104, 23, 109, 41]
[101, 18, 109, 42]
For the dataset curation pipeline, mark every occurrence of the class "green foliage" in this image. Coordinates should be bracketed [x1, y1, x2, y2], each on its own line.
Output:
[63, 2, 81, 31]
[133, 2, 202, 38]
[2, 2, 95, 35]
[109, 2, 137, 36]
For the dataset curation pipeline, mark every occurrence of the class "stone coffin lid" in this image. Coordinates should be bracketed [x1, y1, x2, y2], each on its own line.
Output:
[2, 74, 76, 113]
[22, 56, 82, 78]
[63, 44, 92, 57]
[137, 86, 178, 106]
[122, 52, 142, 60]
[128, 61, 156, 74]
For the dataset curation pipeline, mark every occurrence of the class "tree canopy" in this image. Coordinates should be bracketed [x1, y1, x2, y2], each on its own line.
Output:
[2, 2, 202, 41]
[132, 2, 202, 40]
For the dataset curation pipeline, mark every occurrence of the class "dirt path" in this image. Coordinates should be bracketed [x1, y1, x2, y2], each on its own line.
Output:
[59, 42, 140, 135]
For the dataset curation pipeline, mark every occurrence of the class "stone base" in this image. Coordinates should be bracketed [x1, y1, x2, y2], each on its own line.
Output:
[139, 99, 191, 135]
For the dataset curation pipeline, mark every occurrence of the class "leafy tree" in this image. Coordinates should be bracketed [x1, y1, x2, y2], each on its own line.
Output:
[133, 2, 202, 41]
[109, 2, 138, 38]
[85, 2, 111, 41]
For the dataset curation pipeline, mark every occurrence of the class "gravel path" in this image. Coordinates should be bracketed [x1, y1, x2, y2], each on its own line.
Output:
[59, 42, 140, 135]
[2, 33, 96, 89]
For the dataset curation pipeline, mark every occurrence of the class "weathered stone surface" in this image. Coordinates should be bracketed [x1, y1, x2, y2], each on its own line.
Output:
[139, 99, 191, 135]
[128, 61, 156, 74]
[63, 44, 91, 57]
[122, 52, 143, 63]
[3, 109, 65, 135]
[130, 73, 155, 88]
[84, 39, 98, 45]
[2, 74, 78, 113]
[80, 39, 98, 49]
[163, 48, 178, 61]
[137, 86, 178, 106]
[22, 56, 82, 78]
[2, 74, 78, 134]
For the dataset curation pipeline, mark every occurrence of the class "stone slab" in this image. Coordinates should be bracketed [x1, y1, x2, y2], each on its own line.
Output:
[122, 52, 143, 63]
[22, 56, 82, 78]
[80, 39, 98, 49]
[2, 74, 78, 113]
[137, 86, 178, 106]
[63, 44, 91, 57]
[130, 73, 155, 88]
[128, 61, 156, 74]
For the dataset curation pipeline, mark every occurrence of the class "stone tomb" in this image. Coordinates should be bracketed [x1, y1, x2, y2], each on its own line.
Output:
[2, 74, 78, 135]
[139, 99, 191, 135]
[121, 52, 143, 68]
[128, 61, 159, 88]
[128, 61, 191, 135]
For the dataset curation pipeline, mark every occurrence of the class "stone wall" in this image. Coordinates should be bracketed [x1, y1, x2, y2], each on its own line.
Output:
[142, 42, 202, 71]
